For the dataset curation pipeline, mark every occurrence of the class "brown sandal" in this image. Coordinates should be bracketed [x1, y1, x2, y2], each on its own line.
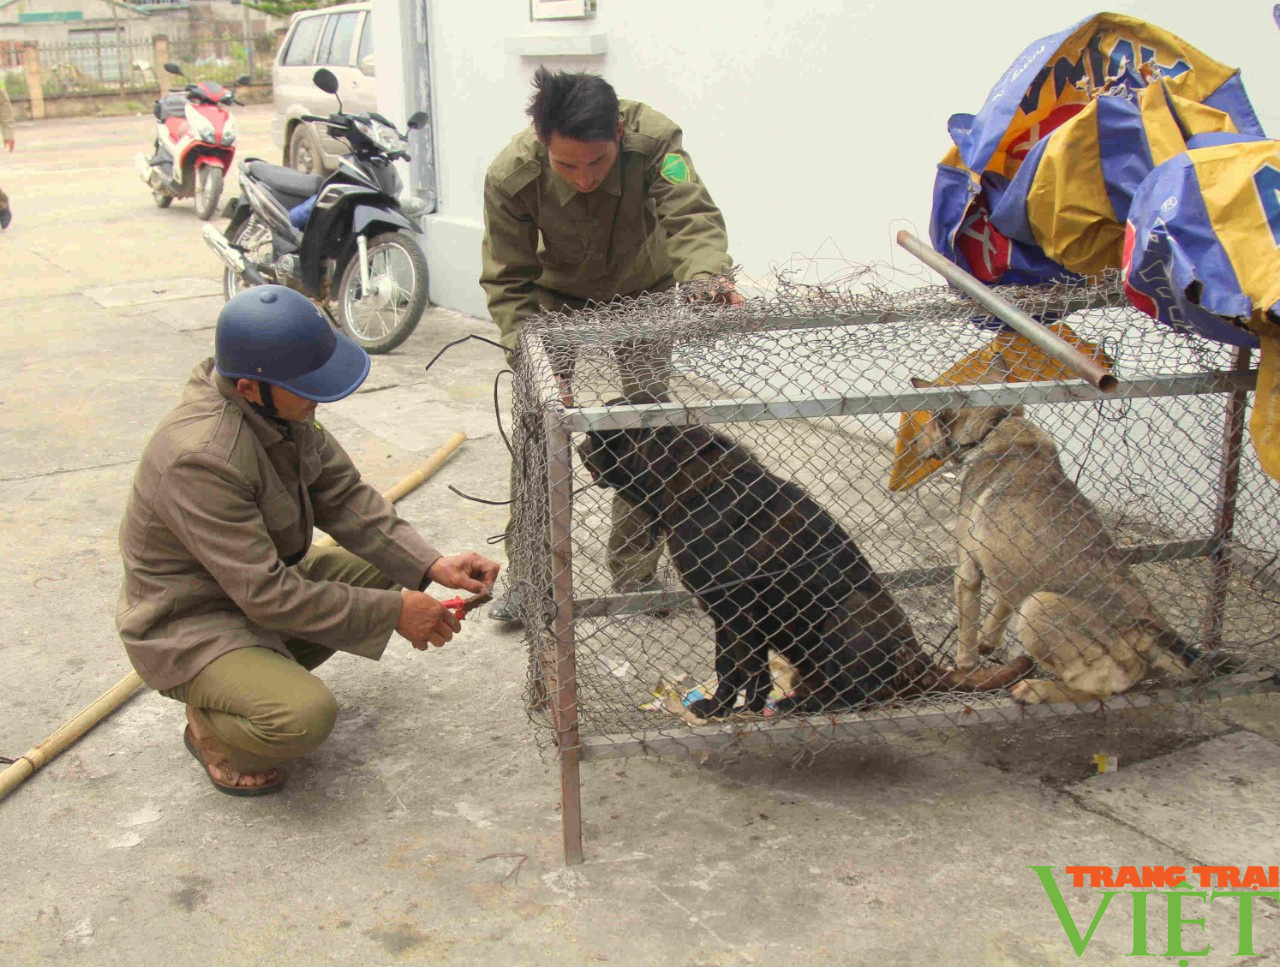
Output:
[182, 718, 285, 797]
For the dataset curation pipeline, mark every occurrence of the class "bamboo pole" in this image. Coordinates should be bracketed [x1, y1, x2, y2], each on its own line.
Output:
[313, 433, 466, 547]
[0, 433, 468, 802]
[0, 673, 143, 800]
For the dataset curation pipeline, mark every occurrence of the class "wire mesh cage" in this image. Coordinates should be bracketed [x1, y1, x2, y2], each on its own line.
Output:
[508, 265, 1280, 861]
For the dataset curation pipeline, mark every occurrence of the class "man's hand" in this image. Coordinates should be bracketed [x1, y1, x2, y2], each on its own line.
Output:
[426, 552, 501, 595]
[396, 590, 461, 650]
[3, 138, 13, 153]
[684, 277, 745, 306]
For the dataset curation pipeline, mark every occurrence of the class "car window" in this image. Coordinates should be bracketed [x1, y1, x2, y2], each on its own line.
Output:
[320, 11, 362, 67]
[356, 11, 374, 68]
[282, 14, 326, 67]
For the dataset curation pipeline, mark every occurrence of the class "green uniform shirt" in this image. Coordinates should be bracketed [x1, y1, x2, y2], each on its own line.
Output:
[480, 100, 733, 348]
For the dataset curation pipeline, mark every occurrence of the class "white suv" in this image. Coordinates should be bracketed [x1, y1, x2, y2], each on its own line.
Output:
[271, 2, 377, 174]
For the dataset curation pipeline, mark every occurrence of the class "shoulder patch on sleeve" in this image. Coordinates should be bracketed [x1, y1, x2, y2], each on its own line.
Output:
[486, 131, 542, 198]
[498, 158, 542, 197]
[659, 153, 691, 185]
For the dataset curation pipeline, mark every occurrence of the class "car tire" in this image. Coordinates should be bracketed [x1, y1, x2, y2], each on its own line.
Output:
[288, 123, 324, 175]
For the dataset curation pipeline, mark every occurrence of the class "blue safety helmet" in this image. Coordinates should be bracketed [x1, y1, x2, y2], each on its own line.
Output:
[215, 286, 370, 402]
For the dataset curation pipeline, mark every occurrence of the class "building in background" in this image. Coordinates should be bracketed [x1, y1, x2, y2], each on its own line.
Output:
[370, 0, 1280, 319]
[0, 0, 281, 96]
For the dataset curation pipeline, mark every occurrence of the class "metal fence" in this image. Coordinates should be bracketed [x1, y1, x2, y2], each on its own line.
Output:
[7, 32, 275, 100]
[41, 38, 156, 95]
[167, 34, 275, 86]
[510, 265, 1280, 862]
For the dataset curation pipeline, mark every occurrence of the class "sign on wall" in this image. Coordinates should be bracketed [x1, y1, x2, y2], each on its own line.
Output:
[530, 0, 597, 21]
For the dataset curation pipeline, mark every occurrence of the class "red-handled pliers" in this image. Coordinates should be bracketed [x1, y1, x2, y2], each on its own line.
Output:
[440, 590, 494, 622]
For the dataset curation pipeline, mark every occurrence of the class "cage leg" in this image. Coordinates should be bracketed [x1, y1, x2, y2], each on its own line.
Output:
[547, 416, 584, 865]
[1201, 346, 1252, 649]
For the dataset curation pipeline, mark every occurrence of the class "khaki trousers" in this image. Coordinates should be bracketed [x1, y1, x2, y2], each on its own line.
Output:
[160, 545, 396, 772]
[505, 281, 674, 588]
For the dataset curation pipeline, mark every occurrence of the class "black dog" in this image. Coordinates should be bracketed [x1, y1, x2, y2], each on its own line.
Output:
[579, 405, 1029, 718]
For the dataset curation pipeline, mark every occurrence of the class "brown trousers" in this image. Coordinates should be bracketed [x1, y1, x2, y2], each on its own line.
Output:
[160, 545, 396, 772]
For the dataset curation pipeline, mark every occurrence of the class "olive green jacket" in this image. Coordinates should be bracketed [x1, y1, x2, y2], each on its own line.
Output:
[116, 360, 442, 690]
[0, 85, 14, 144]
[480, 100, 733, 348]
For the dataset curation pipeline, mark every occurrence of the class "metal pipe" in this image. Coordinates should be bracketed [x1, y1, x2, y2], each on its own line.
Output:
[1201, 345, 1252, 647]
[546, 413, 584, 866]
[577, 672, 1280, 762]
[895, 230, 1118, 392]
[562, 370, 1256, 433]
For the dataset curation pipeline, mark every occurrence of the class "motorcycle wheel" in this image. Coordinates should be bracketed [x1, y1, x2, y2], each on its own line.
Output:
[334, 231, 430, 354]
[153, 189, 173, 209]
[194, 167, 224, 221]
[222, 214, 272, 302]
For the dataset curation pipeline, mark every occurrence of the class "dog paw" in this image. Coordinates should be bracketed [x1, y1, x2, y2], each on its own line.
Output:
[771, 696, 801, 716]
[687, 698, 728, 720]
[1010, 680, 1049, 705]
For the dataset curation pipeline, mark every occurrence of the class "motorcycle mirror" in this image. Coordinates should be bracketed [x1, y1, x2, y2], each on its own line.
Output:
[406, 112, 428, 130]
[164, 63, 184, 76]
[235, 74, 251, 87]
[312, 68, 340, 95]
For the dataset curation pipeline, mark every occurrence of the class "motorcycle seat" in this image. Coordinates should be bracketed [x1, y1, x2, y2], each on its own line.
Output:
[155, 91, 189, 121]
[246, 161, 324, 201]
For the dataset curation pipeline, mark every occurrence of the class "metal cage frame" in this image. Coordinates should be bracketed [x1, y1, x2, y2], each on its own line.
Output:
[512, 241, 1280, 864]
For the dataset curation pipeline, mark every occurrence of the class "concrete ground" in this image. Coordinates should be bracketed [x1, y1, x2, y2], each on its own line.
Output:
[2, 106, 1280, 967]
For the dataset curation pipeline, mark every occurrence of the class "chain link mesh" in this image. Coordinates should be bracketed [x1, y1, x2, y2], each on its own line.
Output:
[509, 267, 1280, 761]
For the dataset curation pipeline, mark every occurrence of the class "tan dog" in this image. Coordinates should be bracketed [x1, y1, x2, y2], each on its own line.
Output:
[911, 382, 1216, 704]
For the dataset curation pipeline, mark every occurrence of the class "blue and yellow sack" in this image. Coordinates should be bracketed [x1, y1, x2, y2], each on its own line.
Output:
[1123, 135, 1280, 348]
[930, 12, 1263, 284]
[988, 82, 1238, 278]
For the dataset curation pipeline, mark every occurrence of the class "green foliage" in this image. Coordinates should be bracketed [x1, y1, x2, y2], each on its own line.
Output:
[1, 70, 27, 100]
[243, 0, 342, 19]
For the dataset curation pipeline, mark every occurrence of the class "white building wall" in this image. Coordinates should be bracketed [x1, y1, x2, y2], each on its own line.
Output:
[375, 0, 1280, 320]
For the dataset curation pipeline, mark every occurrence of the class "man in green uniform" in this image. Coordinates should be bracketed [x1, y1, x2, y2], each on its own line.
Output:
[117, 286, 500, 795]
[0, 79, 15, 230]
[480, 67, 743, 623]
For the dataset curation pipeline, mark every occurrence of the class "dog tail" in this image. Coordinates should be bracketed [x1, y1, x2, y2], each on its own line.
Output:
[1162, 632, 1249, 676]
[935, 655, 1034, 692]
[1154, 627, 1244, 679]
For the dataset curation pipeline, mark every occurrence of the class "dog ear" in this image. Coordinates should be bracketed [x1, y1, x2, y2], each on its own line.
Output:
[929, 408, 959, 437]
[651, 425, 693, 466]
[579, 429, 631, 481]
[909, 376, 934, 390]
[658, 424, 735, 466]
[989, 353, 1014, 380]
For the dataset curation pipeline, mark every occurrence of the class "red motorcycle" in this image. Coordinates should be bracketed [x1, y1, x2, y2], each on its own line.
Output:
[135, 62, 248, 219]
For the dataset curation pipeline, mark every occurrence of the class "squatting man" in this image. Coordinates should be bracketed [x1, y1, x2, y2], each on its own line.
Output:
[116, 286, 501, 795]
